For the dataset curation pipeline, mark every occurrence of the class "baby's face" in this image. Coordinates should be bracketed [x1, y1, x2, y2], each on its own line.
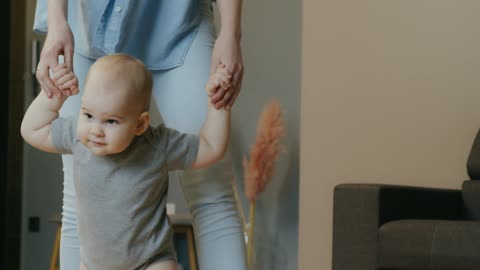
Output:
[76, 76, 145, 156]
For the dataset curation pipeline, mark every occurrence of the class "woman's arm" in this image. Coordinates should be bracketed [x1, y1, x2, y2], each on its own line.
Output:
[210, 0, 244, 110]
[36, 0, 75, 98]
[216, 0, 242, 40]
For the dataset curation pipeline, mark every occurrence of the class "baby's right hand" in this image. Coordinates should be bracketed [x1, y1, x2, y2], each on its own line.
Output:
[52, 64, 79, 96]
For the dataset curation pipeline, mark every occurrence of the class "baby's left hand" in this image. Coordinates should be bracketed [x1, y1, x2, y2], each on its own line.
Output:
[206, 64, 232, 102]
[52, 64, 79, 96]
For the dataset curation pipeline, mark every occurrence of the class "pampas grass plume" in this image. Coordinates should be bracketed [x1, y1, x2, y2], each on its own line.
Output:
[244, 100, 285, 202]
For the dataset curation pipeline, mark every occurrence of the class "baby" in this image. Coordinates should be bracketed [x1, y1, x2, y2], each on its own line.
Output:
[21, 54, 232, 270]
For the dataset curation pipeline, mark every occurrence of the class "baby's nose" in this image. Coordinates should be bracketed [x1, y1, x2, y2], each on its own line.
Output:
[90, 126, 104, 137]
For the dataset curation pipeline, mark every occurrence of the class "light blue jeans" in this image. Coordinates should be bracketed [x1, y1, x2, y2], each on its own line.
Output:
[58, 6, 247, 270]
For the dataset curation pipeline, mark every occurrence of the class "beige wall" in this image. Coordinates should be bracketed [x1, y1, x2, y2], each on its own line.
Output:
[299, 1, 480, 269]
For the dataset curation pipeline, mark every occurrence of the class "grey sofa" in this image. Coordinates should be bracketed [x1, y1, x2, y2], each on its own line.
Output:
[332, 130, 480, 270]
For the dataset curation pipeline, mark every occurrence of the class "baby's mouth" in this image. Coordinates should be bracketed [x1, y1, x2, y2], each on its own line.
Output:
[89, 140, 106, 147]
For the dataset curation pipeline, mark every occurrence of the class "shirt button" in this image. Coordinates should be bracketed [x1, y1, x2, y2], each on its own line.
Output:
[115, 6, 122, 13]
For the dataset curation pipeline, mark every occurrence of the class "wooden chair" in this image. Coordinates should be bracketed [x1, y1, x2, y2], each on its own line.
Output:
[49, 213, 198, 270]
[48, 214, 62, 270]
[170, 214, 198, 270]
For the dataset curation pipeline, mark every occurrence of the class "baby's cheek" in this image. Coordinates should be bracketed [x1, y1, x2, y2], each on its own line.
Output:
[76, 125, 88, 144]
[110, 132, 133, 153]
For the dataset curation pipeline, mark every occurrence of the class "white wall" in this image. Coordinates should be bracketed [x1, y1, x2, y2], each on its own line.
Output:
[300, 1, 480, 269]
[226, 0, 301, 268]
[21, 1, 64, 270]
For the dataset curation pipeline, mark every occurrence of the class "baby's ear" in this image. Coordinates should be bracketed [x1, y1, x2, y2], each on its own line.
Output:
[135, 112, 150, 135]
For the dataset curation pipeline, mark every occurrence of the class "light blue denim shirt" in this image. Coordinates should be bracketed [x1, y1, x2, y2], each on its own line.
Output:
[34, 0, 203, 70]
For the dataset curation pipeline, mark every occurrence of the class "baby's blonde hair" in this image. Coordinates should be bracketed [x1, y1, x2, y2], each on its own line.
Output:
[86, 54, 153, 112]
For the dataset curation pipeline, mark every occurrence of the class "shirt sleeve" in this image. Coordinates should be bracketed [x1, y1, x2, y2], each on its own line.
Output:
[51, 116, 77, 154]
[154, 124, 199, 171]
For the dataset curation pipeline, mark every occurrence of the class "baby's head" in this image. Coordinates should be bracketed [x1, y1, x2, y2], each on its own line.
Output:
[77, 54, 152, 156]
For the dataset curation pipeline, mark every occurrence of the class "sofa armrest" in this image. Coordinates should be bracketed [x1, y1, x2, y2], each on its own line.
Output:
[462, 180, 480, 219]
[332, 183, 464, 270]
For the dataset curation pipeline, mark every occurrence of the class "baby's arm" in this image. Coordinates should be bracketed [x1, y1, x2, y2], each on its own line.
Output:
[191, 66, 232, 169]
[21, 65, 77, 152]
[21, 91, 66, 153]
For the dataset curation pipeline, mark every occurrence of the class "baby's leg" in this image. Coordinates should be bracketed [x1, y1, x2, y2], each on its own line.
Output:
[79, 262, 87, 270]
[145, 260, 177, 270]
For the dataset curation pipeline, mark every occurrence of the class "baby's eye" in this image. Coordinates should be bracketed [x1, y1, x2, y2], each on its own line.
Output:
[106, 119, 118, 125]
[83, 113, 93, 119]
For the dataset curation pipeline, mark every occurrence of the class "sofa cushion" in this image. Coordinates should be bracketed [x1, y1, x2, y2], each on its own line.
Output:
[462, 181, 480, 220]
[378, 220, 480, 270]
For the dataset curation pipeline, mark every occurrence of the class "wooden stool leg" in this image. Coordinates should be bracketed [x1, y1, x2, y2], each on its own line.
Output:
[186, 228, 197, 270]
[49, 225, 61, 270]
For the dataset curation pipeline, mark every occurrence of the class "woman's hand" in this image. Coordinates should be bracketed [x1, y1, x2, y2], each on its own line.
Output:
[36, 21, 74, 98]
[210, 32, 243, 110]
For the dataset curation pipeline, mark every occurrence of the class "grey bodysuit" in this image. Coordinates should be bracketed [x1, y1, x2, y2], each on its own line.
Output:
[51, 117, 199, 270]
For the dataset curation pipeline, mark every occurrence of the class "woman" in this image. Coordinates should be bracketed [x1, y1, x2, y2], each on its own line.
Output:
[34, 0, 245, 269]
